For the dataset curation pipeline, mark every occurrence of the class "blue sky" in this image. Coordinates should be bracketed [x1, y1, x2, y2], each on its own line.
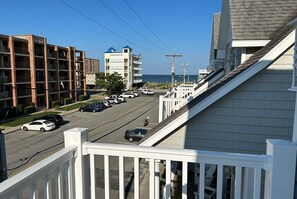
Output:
[0, 0, 222, 75]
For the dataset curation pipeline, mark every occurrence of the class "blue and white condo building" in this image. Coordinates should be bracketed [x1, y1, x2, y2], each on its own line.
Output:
[104, 46, 142, 89]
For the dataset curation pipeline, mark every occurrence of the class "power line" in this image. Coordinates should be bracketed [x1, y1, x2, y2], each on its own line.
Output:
[59, 0, 155, 53]
[97, 0, 164, 51]
[124, 0, 176, 53]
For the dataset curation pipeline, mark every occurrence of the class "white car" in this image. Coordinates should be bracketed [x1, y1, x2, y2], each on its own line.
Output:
[133, 92, 139, 97]
[21, 119, 56, 132]
[142, 89, 154, 95]
[119, 93, 135, 98]
[106, 94, 126, 102]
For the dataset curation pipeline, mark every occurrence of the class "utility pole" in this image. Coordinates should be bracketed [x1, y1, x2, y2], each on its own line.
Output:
[166, 54, 183, 88]
[180, 63, 189, 84]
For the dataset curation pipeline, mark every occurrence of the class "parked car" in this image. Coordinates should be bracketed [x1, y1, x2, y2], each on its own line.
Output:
[108, 94, 126, 102]
[119, 93, 135, 98]
[79, 105, 104, 112]
[21, 119, 56, 132]
[102, 100, 112, 108]
[33, 114, 63, 126]
[133, 92, 139, 97]
[92, 101, 107, 110]
[142, 89, 154, 95]
[124, 128, 148, 142]
[105, 97, 120, 104]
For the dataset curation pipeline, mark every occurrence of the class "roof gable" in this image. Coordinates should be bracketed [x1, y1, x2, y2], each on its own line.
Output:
[140, 26, 295, 147]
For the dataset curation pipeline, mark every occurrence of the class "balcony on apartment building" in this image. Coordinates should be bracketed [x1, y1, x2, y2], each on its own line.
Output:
[14, 47, 29, 56]
[16, 75, 31, 83]
[133, 67, 142, 71]
[59, 64, 69, 70]
[0, 90, 10, 98]
[0, 128, 295, 199]
[133, 73, 142, 77]
[47, 49, 56, 59]
[0, 61, 10, 69]
[0, 46, 9, 53]
[133, 79, 143, 84]
[16, 89, 31, 97]
[0, 76, 10, 84]
[133, 60, 142, 65]
[58, 49, 68, 60]
[15, 61, 30, 69]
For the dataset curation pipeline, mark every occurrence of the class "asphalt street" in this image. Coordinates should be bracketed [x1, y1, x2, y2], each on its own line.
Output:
[4, 94, 161, 177]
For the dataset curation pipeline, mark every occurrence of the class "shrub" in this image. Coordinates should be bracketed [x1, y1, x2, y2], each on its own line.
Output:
[17, 104, 24, 115]
[52, 101, 60, 109]
[78, 95, 88, 101]
[24, 106, 36, 114]
[64, 98, 73, 105]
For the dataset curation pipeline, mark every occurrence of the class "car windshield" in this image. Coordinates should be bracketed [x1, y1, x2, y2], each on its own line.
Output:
[44, 121, 52, 124]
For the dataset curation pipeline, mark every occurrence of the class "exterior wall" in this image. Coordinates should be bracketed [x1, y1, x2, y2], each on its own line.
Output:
[85, 58, 99, 87]
[157, 47, 295, 155]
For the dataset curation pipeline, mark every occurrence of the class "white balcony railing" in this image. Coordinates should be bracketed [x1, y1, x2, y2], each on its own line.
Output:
[159, 69, 224, 122]
[1, 128, 296, 199]
[159, 83, 196, 122]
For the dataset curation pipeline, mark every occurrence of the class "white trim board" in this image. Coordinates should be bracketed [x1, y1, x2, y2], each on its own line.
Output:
[232, 40, 270, 47]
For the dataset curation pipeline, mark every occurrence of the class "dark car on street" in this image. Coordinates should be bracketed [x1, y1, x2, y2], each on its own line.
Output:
[79, 105, 104, 112]
[93, 101, 107, 109]
[33, 114, 64, 126]
[124, 128, 148, 142]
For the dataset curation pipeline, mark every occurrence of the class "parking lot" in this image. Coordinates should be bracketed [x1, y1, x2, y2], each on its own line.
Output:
[4, 94, 161, 176]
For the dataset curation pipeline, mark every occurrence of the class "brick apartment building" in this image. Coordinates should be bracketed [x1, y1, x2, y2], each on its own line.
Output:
[0, 34, 86, 110]
[85, 58, 100, 89]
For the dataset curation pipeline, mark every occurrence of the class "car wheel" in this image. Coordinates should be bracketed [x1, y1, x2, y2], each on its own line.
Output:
[93, 109, 96, 113]
[23, 126, 28, 131]
[80, 109, 84, 112]
[40, 128, 46, 132]
[128, 137, 134, 142]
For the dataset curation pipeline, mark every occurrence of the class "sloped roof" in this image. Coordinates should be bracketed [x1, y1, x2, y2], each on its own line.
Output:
[230, 0, 297, 40]
[141, 25, 294, 146]
[123, 45, 133, 50]
[105, 47, 116, 53]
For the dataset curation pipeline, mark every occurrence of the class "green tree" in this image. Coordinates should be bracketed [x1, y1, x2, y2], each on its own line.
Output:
[96, 72, 124, 94]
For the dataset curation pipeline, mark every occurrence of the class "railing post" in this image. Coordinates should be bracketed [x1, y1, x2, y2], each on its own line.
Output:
[0, 131, 7, 182]
[264, 139, 297, 199]
[64, 127, 89, 199]
[159, 95, 164, 123]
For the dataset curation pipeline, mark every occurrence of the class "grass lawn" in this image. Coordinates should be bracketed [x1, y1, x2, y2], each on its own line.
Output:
[1, 100, 103, 127]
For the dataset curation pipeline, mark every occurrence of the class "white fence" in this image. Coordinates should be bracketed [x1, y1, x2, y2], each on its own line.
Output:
[1, 128, 296, 199]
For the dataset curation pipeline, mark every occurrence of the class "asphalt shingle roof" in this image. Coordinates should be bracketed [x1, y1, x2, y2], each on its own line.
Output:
[230, 0, 297, 40]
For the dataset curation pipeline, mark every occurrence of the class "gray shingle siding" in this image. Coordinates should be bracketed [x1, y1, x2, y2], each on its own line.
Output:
[230, 0, 297, 40]
[157, 47, 295, 154]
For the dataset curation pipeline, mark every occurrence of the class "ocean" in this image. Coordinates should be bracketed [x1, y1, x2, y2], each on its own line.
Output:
[142, 75, 198, 83]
